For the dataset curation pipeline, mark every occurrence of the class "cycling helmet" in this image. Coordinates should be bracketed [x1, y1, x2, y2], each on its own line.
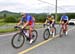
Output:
[20, 12, 26, 16]
[51, 15, 54, 18]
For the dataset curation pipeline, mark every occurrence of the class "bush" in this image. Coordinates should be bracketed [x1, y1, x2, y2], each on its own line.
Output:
[4, 16, 18, 23]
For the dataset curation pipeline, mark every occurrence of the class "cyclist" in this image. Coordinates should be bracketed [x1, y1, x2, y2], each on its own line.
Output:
[44, 15, 55, 37]
[15, 13, 35, 44]
[60, 14, 69, 35]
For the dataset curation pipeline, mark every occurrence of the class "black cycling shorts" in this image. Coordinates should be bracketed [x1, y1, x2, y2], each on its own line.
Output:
[62, 20, 67, 23]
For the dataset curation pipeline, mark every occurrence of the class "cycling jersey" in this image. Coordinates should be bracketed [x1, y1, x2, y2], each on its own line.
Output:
[61, 15, 69, 21]
[46, 17, 55, 27]
[21, 14, 34, 25]
[47, 17, 52, 21]
[47, 17, 55, 24]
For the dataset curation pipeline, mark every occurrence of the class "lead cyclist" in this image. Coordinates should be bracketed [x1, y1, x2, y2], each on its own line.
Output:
[15, 13, 35, 44]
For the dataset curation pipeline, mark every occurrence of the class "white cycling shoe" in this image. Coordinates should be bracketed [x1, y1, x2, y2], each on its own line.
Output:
[29, 39, 33, 44]
[66, 31, 68, 35]
[52, 32, 55, 37]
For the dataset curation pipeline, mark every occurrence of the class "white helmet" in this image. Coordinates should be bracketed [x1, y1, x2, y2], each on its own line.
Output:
[51, 15, 54, 18]
[20, 12, 25, 15]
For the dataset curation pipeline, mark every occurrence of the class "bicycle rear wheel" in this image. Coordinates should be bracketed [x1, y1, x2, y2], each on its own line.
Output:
[11, 33, 25, 49]
[31, 30, 38, 43]
[43, 29, 50, 40]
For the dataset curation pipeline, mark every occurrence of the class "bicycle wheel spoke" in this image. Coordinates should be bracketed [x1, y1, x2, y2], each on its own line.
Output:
[11, 33, 25, 48]
[43, 29, 50, 40]
[31, 30, 38, 43]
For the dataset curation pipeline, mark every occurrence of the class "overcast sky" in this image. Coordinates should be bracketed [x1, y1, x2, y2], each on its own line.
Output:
[0, 0, 75, 13]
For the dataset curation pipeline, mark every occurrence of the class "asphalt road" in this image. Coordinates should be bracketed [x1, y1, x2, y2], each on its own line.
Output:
[0, 25, 75, 54]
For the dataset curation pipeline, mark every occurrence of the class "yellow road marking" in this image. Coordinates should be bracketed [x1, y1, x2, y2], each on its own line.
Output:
[18, 35, 59, 54]
[18, 27, 75, 54]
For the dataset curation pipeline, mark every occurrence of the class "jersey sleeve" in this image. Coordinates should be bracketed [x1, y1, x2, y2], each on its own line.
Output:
[21, 18, 24, 22]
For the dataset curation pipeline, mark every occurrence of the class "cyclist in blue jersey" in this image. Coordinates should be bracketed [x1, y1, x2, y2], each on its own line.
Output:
[60, 14, 69, 35]
[15, 13, 35, 44]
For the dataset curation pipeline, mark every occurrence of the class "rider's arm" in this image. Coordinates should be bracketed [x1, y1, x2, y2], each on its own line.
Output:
[59, 18, 61, 24]
[52, 19, 55, 24]
[44, 19, 48, 24]
[60, 17, 62, 24]
[32, 16, 35, 22]
[65, 16, 69, 24]
[22, 16, 30, 28]
[23, 21, 29, 28]
[16, 20, 22, 26]
[16, 17, 24, 26]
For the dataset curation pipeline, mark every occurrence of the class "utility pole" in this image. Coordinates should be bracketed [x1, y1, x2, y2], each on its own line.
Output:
[55, 0, 57, 23]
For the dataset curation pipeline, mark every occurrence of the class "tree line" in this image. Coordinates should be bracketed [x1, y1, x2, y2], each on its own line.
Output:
[0, 12, 75, 23]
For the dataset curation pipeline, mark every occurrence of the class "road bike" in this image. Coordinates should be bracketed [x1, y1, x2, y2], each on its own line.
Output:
[43, 23, 56, 40]
[11, 26, 38, 49]
[59, 23, 68, 37]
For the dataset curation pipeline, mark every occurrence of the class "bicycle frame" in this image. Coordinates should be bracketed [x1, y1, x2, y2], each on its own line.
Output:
[15, 26, 29, 38]
[62, 24, 66, 32]
[45, 24, 53, 34]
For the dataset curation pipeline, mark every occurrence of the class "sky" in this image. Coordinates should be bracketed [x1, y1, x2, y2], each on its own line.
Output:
[0, 0, 75, 13]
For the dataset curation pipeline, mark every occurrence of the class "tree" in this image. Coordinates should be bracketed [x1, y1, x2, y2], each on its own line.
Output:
[3, 13, 6, 18]
[4, 16, 17, 23]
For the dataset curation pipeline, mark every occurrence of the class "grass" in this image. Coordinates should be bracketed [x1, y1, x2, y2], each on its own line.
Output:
[0, 28, 16, 33]
[0, 23, 6, 26]
[34, 23, 43, 29]
[0, 21, 60, 34]
[0, 23, 43, 34]
[0, 23, 16, 26]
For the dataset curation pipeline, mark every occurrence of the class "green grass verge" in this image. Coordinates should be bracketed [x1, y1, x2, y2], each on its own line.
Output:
[0, 23, 16, 26]
[0, 23, 6, 26]
[0, 28, 16, 33]
[0, 23, 43, 34]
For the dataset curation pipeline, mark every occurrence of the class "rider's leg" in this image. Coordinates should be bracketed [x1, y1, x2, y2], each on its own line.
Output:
[29, 24, 34, 44]
[29, 27, 33, 44]
[65, 24, 68, 35]
[61, 21, 64, 32]
[52, 24, 55, 37]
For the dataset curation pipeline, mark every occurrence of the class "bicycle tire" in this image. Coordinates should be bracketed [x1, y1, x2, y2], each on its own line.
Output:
[43, 29, 50, 40]
[31, 30, 38, 43]
[11, 33, 25, 49]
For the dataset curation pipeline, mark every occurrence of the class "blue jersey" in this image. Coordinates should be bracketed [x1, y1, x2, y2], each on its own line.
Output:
[21, 14, 33, 25]
[61, 15, 69, 21]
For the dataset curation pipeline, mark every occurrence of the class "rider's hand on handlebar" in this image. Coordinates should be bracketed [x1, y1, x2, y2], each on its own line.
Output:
[43, 24, 45, 27]
[14, 26, 18, 28]
[21, 26, 24, 29]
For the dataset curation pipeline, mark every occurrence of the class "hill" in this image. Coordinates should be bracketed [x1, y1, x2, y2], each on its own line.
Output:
[0, 10, 20, 18]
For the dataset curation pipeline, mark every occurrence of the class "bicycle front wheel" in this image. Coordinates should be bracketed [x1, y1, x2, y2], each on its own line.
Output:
[43, 29, 50, 40]
[11, 33, 25, 49]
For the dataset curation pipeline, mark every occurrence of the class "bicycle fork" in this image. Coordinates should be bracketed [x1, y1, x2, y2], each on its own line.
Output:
[47, 27, 52, 35]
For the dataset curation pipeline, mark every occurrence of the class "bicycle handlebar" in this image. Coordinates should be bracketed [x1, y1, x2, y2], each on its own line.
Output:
[43, 24, 52, 28]
[14, 26, 29, 30]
